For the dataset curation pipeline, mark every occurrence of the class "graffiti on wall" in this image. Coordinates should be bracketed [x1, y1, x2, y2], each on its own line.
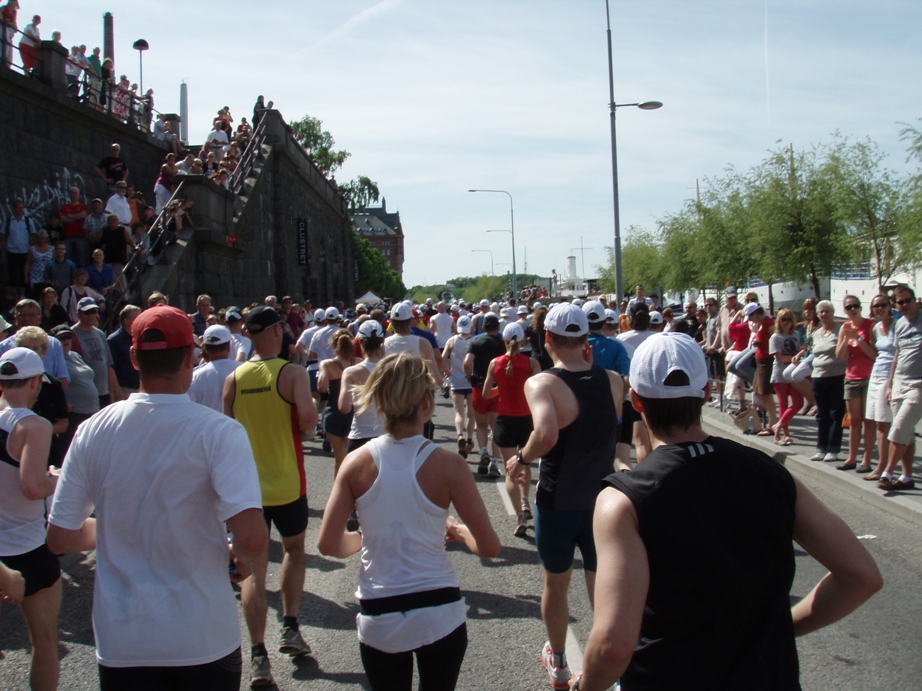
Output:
[0, 167, 90, 228]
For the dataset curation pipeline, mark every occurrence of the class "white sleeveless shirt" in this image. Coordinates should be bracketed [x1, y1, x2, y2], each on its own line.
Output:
[354, 435, 465, 653]
[349, 361, 386, 440]
[0, 407, 47, 556]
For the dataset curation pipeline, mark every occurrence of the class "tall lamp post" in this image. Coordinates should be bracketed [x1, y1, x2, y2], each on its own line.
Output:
[132, 39, 149, 93]
[471, 250, 496, 297]
[469, 189, 517, 298]
[605, 0, 661, 302]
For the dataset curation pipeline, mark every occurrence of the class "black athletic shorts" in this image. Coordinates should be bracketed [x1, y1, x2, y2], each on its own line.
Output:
[99, 647, 242, 691]
[619, 402, 636, 445]
[347, 437, 374, 453]
[0, 543, 61, 597]
[494, 414, 533, 448]
[262, 494, 308, 538]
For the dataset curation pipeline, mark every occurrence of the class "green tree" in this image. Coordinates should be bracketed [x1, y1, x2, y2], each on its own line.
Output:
[290, 115, 351, 174]
[351, 232, 406, 300]
[340, 176, 380, 212]
[597, 226, 667, 297]
[824, 135, 916, 290]
[460, 275, 504, 305]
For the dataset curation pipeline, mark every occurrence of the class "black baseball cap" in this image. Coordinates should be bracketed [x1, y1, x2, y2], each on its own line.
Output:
[246, 306, 281, 334]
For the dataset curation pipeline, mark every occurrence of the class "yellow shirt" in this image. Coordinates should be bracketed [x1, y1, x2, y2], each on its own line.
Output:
[233, 358, 305, 506]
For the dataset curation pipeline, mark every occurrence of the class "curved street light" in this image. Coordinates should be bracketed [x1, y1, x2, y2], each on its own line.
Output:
[132, 39, 149, 94]
[605, 0, 662, 302]
[469, 189, 517, 298]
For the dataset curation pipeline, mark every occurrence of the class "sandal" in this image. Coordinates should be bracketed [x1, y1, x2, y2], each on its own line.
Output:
[863, 472, 882, 482]
[836, 462, 857, 471]
[756, 429, 774, 437]
[781, 437, 793, 446]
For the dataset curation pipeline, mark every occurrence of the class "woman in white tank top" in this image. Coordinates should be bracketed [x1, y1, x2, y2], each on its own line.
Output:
[318, 351, 500, 691]
[340, 320, 387, 452]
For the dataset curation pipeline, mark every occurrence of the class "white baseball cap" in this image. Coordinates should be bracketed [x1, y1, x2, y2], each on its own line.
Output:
[325, 307, 340, 321]
[545, 303, 589, 337]
[533, 301, 543, 309]
[604, 308, 619, 323]
[629, 332, 708, 400]
[517, 305, 529, 315]
[450, 304, 459, 313]
[314, 309, 326, 322]
[390, 303, 412, 320]
[649, 311, 664, 325]
[0, 347, 44, 380]
[457, 315, 473, 334]
[572, 298, 584, 307]
[503, 322, 525, 343]
[582, 300, 606, 323]
[479, 299, 490, 307]
[358, 319, 384, 338]
[202, 324, 232, 345]
[744, 302, 762, 320]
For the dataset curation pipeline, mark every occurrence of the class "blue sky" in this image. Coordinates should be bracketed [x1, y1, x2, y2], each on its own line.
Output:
[40, 1, 922, 289]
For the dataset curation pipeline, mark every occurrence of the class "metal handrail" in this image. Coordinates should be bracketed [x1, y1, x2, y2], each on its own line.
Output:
[0, 22, 44, 75]
[230, 117, 268, 195]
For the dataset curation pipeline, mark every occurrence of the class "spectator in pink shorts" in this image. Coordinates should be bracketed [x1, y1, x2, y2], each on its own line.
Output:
[769, 309, 802, 446]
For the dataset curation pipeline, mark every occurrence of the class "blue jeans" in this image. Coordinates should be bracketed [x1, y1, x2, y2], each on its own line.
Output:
[812, 374, 845, 454]
[65, 237, 87, 268]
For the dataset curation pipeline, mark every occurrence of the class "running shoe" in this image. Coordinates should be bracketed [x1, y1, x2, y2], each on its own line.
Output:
[458, 437, 468, 459]
[250, 654, 273, 687]
[478, 450, 490, 475]
[322, 438, 332, 453]
[489, 458, 502, 478]
[541, 641, 571, 689]
[465, 438, 474, 454]
[520, 498, 532, 521]
[279, 626, 312, 657]
[514, 512, 528, 538]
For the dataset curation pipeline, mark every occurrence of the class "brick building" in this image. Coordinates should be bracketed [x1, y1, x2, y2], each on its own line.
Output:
[352, 198, 404, 277]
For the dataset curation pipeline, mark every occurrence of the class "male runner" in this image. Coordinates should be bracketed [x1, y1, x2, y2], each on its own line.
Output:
[0, 348, 60, 691]
[222, 306, 318, 687]
[463, 313, 506, 476]
[506, 303, 622, 689]
[47, 307, 267, 690]
[571, 332, 881, 690]
[188, 324, 242, 412]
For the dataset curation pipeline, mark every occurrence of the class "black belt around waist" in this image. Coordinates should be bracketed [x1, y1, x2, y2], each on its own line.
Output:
[359, 587, 461, 616]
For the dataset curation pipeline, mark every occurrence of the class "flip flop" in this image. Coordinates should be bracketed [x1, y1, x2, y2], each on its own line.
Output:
[756, 429, 774, 436]
[836, 462, 857, 471]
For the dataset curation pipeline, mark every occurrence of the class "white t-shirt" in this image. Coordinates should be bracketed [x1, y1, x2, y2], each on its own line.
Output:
[429, 312, 455, 348]
[309, 325, 337, 362]
[205, 129, 229, 147]
[49, 393, 262, 668]
[188, 359, 242, 412]
[231, 333, 252, 361]
[298, 325, 322, 370]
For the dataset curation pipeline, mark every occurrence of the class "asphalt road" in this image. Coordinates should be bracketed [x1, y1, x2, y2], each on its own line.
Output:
[1, 395, 919, 690]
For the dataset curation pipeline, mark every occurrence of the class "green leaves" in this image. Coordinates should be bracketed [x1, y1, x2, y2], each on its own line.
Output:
[351, 232, 406, 300]
[289, 115, 351, 175]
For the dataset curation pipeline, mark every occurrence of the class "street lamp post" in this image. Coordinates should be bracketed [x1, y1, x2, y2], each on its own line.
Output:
[605, 0, 661, 303]
[132, 38, 149, 94]
[496, 263, 512, 295]
[471, 250, 496, 297]
[469, 189, 517, 298]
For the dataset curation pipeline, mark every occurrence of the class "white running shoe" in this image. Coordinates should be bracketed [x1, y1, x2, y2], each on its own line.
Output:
[514, 512, 528, 538]
[488, 458, 502, 478]
[250, 655, 273, 687]
[809, 452, 825, 461]
[822, 452, 838, 462]
[541, 641, 571, 690]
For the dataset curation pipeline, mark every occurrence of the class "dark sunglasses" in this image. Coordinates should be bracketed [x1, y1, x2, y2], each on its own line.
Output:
[844, 304, 861, 311]
[896, 298, 914, 306]
[872, 303, 889, 309]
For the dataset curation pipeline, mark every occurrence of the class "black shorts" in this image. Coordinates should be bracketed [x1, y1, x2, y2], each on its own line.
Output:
[494, 415, 533, 448]
[347, 437, 374, 453]
[99, 647, 242, 691]
[262, 495, 308, 538]
[619, 402, 636, 445]
[0, 543, 61, 597]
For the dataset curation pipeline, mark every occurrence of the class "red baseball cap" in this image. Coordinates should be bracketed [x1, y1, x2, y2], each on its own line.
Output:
[132, 305, 195, 351]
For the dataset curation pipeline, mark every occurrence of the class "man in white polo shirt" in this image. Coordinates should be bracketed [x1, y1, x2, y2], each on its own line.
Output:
[47, 305, 267, 690]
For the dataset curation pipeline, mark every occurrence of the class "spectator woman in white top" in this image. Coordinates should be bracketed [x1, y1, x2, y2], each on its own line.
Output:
[863, 295, 898, 481]
[768, 309, 801, 446]
[808, 300, 847, 462]
[318, 352, 499, 691]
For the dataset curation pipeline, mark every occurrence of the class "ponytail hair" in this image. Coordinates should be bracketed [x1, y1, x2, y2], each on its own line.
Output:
[505, 337, 521, 376]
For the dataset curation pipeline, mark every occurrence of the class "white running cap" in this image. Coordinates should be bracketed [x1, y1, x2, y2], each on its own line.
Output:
[630, 332, 708, 400]
[457, 315, 473, 334]
[582, 300, 606, 323]
[390, 303, 412, 320]
[503, 322, 525, 342]
[0, 347, 44, 380]
[744, 302, 762, 320]
[545, 303, 588, 337]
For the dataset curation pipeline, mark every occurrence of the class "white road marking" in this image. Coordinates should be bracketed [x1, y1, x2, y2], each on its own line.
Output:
[566, 626, 584, 671]
[496, 479, 516, 515]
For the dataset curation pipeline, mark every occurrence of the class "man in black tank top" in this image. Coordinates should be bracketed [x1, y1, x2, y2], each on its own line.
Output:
[507, 304, 623, 690]
[572, 333, 883, 691]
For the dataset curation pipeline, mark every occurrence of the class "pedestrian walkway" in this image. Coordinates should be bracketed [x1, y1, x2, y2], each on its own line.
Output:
[702, 407, 922, 527]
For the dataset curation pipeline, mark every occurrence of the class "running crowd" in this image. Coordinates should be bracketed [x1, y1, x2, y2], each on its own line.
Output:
[0, 282, 901, 690]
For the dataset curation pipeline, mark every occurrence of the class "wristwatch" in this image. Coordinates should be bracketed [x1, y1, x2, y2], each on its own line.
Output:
[516, 450, 528, 466]
[572, 674, 582, 690]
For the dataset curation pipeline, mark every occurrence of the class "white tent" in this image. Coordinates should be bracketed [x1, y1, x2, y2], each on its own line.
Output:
[355, 289, 382, 305]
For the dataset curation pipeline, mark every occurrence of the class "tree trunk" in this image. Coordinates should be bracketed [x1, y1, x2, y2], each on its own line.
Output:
[810, 266, 821, 299]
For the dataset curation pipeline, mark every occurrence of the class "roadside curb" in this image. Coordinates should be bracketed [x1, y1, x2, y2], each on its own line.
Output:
[701, 408, 922, 529]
